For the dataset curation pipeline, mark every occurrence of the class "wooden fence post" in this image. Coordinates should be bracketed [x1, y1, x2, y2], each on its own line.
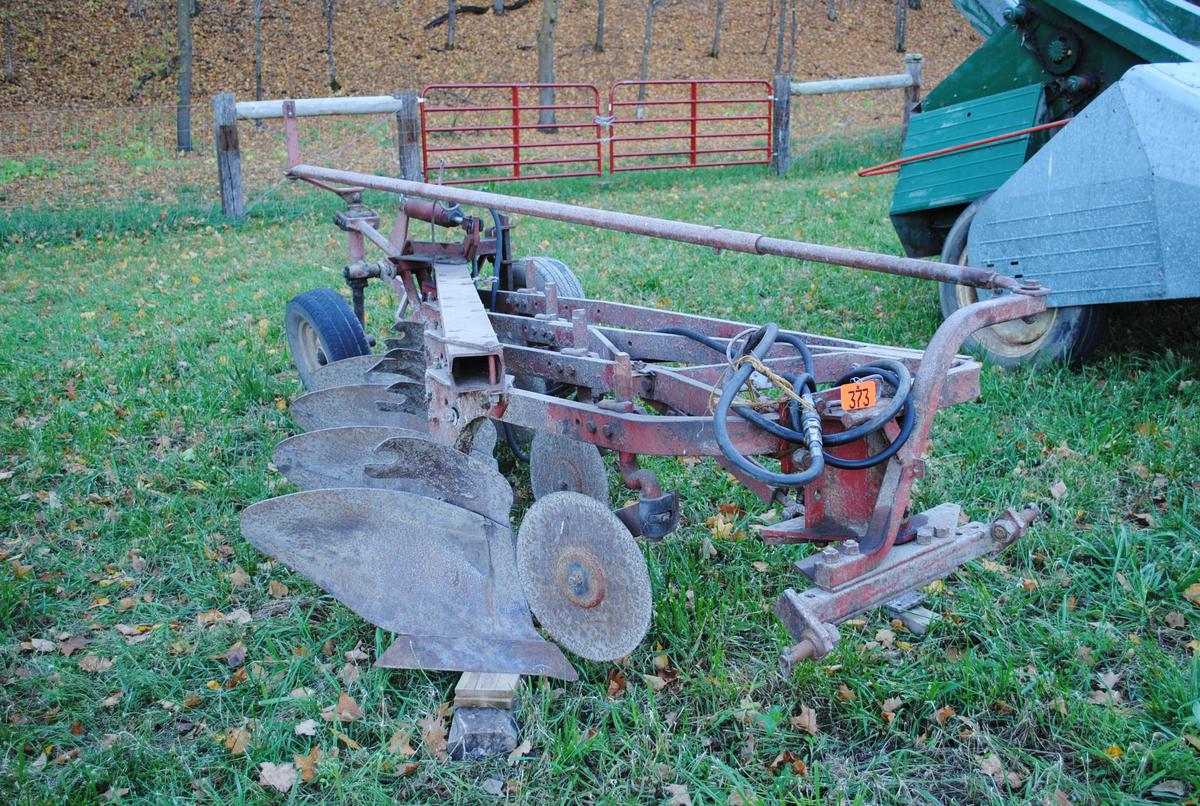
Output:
[212, 92, 245, 221]
[394, 92, 423, 182]
[771, 74, 791, 177]
[902, 54, 923, 138]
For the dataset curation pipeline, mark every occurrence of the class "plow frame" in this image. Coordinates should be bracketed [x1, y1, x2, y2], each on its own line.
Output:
[269, 111, 1049, 666]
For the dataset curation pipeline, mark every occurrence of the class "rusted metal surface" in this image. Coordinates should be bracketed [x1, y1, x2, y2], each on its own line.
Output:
[241, 488, 577, 680]
[273, 427, 513, 524]
[309, 354, 414, 391]
[241, 137, 1053, 681]
[516, 492, 652, 662]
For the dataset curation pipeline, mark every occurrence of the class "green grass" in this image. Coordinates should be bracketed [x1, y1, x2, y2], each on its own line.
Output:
[1, 130, 1198, 804]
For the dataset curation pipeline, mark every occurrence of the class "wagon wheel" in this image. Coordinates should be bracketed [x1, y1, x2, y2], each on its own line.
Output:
[285, 288, 371, 389]
[937, 196, 1105, 368]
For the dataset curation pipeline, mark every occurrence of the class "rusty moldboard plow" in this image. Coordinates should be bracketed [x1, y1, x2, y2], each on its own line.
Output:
[239, 110, 1046, 693]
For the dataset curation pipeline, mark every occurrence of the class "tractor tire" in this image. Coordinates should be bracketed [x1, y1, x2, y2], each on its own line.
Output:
[285, 288, 371, 389]
[510, 256, 585, 298]
[937, 197, 1105, 369]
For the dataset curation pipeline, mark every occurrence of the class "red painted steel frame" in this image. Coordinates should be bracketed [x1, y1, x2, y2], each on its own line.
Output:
[420, 83, 603, 185]
[608, 79, 773, 173]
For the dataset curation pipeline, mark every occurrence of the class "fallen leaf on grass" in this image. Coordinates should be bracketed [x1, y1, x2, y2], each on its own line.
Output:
[343, 642, 369, 662]
[1165, 611, 1185, 628]
[751, 561, 770, 573]
[228, 566, 250, 589]
[294, 747, 321, 783]
[57, 636, 91, 657]
[321, 692, 364, 723]
[100, 692, 123, 708]
[1104, 744, 1123, 759]
[219, 724, 253, 755]
[607, 667, 627, 698]
[880, 697, 903, 724]
[1185, 584, 1200, 606]
[977, 753, 1024, 786]
[258, 762, 297, 793]
[78, 655, 114, 673]
[875, 628, 896, 649]
[21, 638, 55, 653]
[766, 750, 806, 776]
[222, 642, 246, 668]
[789, 704, 818, 735]
[1049, 480, 1067, 500]
[1185, 734, 1200, 753]
[665, 783, 693, 805]
[935, 705, 956, 726]
[294, 719, 317, 737]
[388, 726, 416, 756]
[835, 684, 856, 702]
[507, 739, 532, 764]
[418, 709, 448, 762]
[268, 580, 289, 599]
[1149, 779, 1187, 799]
[331, 728, 360, 750]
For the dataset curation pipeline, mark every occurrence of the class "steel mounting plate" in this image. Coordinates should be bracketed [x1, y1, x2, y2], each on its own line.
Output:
[517, 492, 652, 662]
[241, 488, 576, 680]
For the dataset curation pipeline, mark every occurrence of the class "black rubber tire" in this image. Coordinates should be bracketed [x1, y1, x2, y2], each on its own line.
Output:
[938, 197, 1106, 369]
[510, 256, 585, 298]
[285, 288, 371, 389]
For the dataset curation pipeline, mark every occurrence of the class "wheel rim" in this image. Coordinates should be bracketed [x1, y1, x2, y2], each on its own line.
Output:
[953, 250, 1057, 359]
[293, 319, 327, 377]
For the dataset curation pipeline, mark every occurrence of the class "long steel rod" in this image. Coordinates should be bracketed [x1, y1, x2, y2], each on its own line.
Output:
[289, 163, 1033, 292]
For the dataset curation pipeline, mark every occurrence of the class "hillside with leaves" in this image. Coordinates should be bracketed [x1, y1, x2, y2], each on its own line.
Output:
[0, 0, 982, 109]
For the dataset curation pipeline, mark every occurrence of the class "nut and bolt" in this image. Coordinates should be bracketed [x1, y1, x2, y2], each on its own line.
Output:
[820, 546, 840, 563]
[916, 527, 934, 545]
[841, 539, 860, 556]
[933, 526, 951, 539]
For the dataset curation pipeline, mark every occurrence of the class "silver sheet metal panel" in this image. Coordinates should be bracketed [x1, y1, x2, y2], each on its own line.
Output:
[969, 63, 1200, 308]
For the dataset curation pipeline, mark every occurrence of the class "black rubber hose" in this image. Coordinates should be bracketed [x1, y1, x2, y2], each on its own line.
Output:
[730, 372, 816, 442]
[711, 324, 826, 486]
[823, 394, 915, 470]
[772, 331, 816, 377]
[501, 420, 530, 462]
[655, 326, 726, 355]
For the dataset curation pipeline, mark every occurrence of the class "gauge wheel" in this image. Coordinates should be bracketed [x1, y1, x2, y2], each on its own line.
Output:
[285, 288, 371, 389]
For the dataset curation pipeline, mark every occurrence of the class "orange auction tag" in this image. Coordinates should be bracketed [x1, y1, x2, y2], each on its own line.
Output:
[839, 379, 878, 411]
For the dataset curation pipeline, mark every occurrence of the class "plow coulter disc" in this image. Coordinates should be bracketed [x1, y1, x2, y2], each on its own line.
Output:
[309, 354, 418, 392]
[290, 384, 428, 432]
[529, 433, 609, 504]
[240, 488, 577, 680]
[517, 492, 652, 662]
[273, 427, 513, 524]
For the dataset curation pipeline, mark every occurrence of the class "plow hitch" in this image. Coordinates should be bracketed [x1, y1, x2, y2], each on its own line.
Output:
[241, 134, 1048, 686]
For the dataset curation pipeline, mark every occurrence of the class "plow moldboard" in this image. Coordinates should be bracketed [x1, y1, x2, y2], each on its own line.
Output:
[273, 427, 514, 523]
[240, 488, 577, 680]
[290, 384, 428, 431]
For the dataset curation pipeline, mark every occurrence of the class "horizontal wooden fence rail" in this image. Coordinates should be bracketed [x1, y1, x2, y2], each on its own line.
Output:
[770, 54, 923, 176]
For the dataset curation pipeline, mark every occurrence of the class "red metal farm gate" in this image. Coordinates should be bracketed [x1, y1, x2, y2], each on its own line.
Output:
[607, 80, 773, 174]
[420, 83, 604, 185]
[420, 80, 773, 185]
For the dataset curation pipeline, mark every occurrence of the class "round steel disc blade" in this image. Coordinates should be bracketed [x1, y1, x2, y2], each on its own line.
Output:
[272, 426, 512, 524]
[529, 433, 608, 504]
[309, 355, 415, 392]
[290, 384, 428, 432]
[517, 492, 651, 661]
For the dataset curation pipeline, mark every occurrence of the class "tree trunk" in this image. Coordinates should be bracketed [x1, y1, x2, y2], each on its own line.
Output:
[447, 0, 456, 49]
[708, 0, 723, 58]
[594, 0, 604, 52]
[493, 0, 504, 16]
[908, 0, 922, 9]
[787, 0, 797, 73]
[175, 0, 193, 151]
[253, 0, 263, 102]
[3, 0, 15, 84]
[827, 0, 837, 22]
[760, 0, 772, 53]
[636, 0, 657, 116]
[536, 0, 558, 131]
[324, 0, 340, 90]
[894, 0, 907, 52]
[773, 0, 786, 74]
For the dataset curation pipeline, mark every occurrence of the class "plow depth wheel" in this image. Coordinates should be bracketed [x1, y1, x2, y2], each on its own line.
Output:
[938, 198, 1105, 368]
[517, 492, 652, 662]
[285, 288, 371, 389]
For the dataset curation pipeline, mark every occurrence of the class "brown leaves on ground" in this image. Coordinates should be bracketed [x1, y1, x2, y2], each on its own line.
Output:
[78, 654, 114, 673]
[789, 704, 818, 736]
[607, 667, 628, 698]
[835, 684, 856, 702]
[934, 705, 956, 726]
[664, 783, 693, 805]
[259, 761, 297, 793]
[228, 566, 251, 589]
[268, 579, 289, 599]
[880, 696, 903, 725]
[766, 750, 807, 776]
[1185, 583, 1200, 606]
[294, 747, 321, 783]
[388, 726, 417, 757]
[322, 692, 365, 723]
[1088, 670, 1124, 706]
[507, 739, 532, 764]
[219, 723, 254, 755]
[977, 753, 1025, 788]
[294, 718, 318, 737]
[417, 703, 451, 762]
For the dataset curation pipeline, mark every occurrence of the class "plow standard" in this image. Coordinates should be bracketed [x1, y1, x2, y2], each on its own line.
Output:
[239, 110, 1045, 716]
